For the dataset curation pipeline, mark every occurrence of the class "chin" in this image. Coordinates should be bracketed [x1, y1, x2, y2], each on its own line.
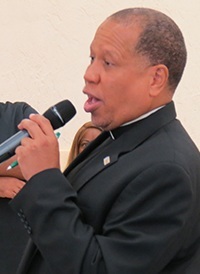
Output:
[91, 117, 107, 130]
[95, 121, 114, 132]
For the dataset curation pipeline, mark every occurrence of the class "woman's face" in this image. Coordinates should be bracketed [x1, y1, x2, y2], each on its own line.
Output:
[78, 128, 101, 154]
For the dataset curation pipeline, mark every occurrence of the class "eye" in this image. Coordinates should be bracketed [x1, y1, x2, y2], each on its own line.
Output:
[89, 56, 95, 64]
[79, 141, 90, 150]
[104, 59, 114, 67]
[105, 60, 111, 66]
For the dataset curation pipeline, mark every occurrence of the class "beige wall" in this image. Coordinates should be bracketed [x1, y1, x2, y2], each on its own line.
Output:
[0, 0, 199, 169]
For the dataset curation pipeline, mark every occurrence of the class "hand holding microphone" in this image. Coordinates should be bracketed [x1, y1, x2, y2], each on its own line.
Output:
[7, 132, 61, 171]
[0, 100, 76, 180]
[16, 114, 60, 181]
[0, 100, 76, 163]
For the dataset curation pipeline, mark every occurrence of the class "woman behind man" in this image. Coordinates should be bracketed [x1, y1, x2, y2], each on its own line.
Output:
[67, 121, 102, 166]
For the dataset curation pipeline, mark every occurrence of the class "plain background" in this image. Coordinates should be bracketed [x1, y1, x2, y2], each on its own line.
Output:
[0, 0, 199, 169]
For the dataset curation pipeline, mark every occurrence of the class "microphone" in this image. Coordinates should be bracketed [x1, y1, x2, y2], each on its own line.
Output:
[0, 100, 76, 163]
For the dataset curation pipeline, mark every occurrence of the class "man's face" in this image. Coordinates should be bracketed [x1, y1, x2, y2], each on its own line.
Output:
[83, 19, 154, 130]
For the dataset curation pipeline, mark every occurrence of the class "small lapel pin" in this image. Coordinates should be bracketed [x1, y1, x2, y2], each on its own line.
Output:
[103, 156, 111, 166]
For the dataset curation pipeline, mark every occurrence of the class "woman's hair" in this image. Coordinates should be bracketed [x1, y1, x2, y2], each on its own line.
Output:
[67, 121, 102, 166]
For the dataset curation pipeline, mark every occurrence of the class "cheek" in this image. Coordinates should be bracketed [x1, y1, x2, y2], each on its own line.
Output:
[100, 72, 141, 115]
[104, 78, 125, 103]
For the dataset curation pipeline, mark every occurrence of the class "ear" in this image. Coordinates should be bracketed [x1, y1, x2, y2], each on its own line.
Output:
[149, 64, 169, 97]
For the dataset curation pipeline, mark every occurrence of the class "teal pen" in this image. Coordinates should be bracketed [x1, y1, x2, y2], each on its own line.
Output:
[7, 132, 61, 170]
[7, 160, 18, 170]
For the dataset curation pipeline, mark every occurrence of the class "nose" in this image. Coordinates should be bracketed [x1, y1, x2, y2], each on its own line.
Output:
[84, 62, 100, 84]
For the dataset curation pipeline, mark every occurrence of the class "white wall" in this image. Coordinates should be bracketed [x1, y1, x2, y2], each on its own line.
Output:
[0, 0, 199, 168]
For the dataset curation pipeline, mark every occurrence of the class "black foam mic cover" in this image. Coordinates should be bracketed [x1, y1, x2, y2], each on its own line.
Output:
[43, 99, 76, 129]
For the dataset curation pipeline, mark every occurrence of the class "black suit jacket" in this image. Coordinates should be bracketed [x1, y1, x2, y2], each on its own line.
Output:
[10, 102, 200, 273]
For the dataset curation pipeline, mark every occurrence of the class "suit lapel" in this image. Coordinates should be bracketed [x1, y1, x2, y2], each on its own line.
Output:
[64, 102, 176, 192]
[64, 131, 110, 175]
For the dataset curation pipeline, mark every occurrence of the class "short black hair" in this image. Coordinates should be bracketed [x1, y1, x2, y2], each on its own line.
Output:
[109, 8, 187, 91]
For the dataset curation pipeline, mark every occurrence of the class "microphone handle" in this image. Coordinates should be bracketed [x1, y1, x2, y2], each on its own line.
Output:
[0, 130, 29, 163]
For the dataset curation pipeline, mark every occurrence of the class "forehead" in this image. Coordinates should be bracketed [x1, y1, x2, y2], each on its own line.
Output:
[90, 19, 141, 56]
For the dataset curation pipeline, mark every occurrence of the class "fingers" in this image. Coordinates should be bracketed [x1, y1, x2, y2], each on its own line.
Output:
[15, 114, 60, 181]
[12, 181, 25, 198]
[0, 177, 25, 199]
[18, 114, 54, 139]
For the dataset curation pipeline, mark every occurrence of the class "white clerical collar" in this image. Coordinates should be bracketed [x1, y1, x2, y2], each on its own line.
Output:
[109, 105, 165, 140]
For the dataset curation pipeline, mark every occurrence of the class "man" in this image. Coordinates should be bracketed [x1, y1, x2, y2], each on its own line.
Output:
[10, 8, 200, 273]
[0, 101, 37, 273]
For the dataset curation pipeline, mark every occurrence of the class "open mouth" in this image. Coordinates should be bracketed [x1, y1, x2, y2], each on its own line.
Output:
[84, 95, 101, 113]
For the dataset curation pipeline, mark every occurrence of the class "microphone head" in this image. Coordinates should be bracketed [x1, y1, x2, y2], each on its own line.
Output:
[43, 100, 76, 130]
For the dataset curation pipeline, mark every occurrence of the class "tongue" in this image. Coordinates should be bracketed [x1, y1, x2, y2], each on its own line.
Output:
[84, 97, 100, 113]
